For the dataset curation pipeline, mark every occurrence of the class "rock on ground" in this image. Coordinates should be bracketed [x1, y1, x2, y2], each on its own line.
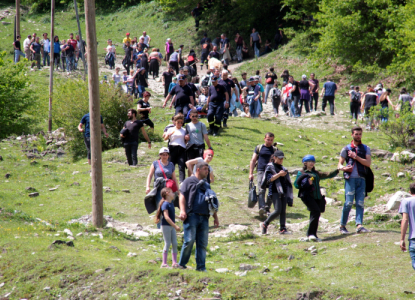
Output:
[387, 191, 411, 210]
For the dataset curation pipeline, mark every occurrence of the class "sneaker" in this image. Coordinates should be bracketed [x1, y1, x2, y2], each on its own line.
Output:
[279, 228, 288, 234]
[260, 222, 268, 235]
[308, 235, 317, 241]
[356, 226, 370, 234]
[223, 123, 228, 128]
[299, 237, 309, 242]
[177, 265, 187, 270]
[340, 226, 349, 235]
[160, 264, 170, 268]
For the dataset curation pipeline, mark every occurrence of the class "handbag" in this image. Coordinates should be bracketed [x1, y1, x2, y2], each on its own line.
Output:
[248, 180, 258, 208]
[266, 77, 273, 84]
[158, 160, 178, 192]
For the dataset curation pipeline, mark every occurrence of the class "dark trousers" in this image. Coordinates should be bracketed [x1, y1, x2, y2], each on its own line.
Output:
[292, 95, 300, 116]
[322, 96, 335, 115]
[124, 142, 138, 166]
[311, 93, 319, 111]
[264, 193, 287, 228]
[170, 61, 179, 74]
[164, 81, 171, 98]
[272, 97, 281, 114]
[169, 145, 186, 183]
[175, 104, 190, 117]
[186, 144, 205, 161]
[84, 136, 91, 160]
[141, 118, 154, 128]
[194, 17, 200, 30]
[31, 53, 41, 69]
[350, 102, 360, 120]
[52, 53, 60, 70]
[301, 196, 321, 237]
[123, 58, 132, 74]
[299, 99, 310, 115]
[207, 102, 224, 132]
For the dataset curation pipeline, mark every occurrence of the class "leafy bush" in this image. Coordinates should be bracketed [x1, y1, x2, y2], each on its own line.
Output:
[53, 79, 134, 161]
[0, 52, 37, 138]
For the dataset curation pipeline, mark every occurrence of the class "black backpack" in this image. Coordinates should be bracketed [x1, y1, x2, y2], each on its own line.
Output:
[201, 76, 210, 87]
[351, 91, 360, 102]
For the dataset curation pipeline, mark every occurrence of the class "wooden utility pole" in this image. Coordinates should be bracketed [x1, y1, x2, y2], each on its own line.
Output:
[74, 0, 87, 77]
[84, 0, 103, 228]
[48, 0, 55, 133]
[15, 0, 20, 38]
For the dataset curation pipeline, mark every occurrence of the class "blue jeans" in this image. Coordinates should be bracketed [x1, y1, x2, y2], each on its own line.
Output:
[179, 213, 209, 271]
[409, 239, 415, 270]
[136, 85, 146, 98]
[43, 51, 50, 66]
[14, 50, 25, 63]
[340, 177, 366, 226]
[264, 83, 273, 104]
[253, 41, 260, 57]
[66, 56, 75, 72]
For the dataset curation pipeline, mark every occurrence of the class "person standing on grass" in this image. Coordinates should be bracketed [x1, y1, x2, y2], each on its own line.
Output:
[178, 161, 219, 271]
[309, 73, 319, 111]
[30, 37, 42, 70]
[120, 109, 151, 166]
[185, 109, 213, 162]
[78, 113, 109, 165]
[218, 70, 235, 128]
[338, 126, 371, 235]
[13, 35, 25, 63]
[162, 65, 175, 98]
[41, 33, 50, 67]
[320, 79, 337, 116]
[207, 75, 229, 136]
[260, 150, 293, 235]
[294, 155, 339, 242]
[249, 132, 278, 218]
[23, 35, 32, 61]
[52, 36, 61, 71]
[155, 187, 180, 268]
[399, 183, 415, 271]
[62, 39, 75, 74]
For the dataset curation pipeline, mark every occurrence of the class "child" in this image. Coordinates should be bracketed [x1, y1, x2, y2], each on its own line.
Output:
[155, 187, 180, 268]
[270, 82, 282, 117]
[294, 155, 339, 242]
[168, 77, 177, 94]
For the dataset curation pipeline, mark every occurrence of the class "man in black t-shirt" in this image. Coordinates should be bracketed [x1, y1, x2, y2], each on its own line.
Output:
[133, 68, 148, 98]
[120, 109, 151, 166]
[13, 35, 25, 63]
[200, 34, 211, 70]
[208, 46, 220, 61]
[136, 91, 154, 129]
[163, 74, 195, 117]
[207, 76, 229, 136]
[218, 70, 235, 127]
[249, 132, 277, 218]
[162, 65, 175, 97]
[289, 75, 301, 117]
[123, 41, 134, 75]
[191, 2, 203, 31]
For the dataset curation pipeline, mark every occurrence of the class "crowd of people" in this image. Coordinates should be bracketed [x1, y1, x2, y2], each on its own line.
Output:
[71, 27, 415, 272]
[13, 32, 86, 74]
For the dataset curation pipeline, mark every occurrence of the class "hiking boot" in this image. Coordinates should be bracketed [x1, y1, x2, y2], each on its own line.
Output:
[356, 226, 370, 234]
[340, 226, 349, 235]
[279, 228, 288, 234]
[260, 222, 268, 235]
[213, 131, 219, 136]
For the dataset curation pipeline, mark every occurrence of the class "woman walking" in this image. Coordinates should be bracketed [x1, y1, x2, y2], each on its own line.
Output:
[294, 155, 339, 242]
[264, 67, 277, 104]
[149, 48, 161, 79]
[299, 74, 313, 115]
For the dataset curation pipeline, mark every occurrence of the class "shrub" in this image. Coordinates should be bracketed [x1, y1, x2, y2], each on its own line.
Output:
[53, 78, 134, 161]
[0, 52, 37, 138]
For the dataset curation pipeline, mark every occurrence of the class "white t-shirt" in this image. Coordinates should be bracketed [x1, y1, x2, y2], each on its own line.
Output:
[140, 35, 150, 45]
[166, 127, 186, 148]
[42, 39, 50, 52]
[106, 45, 116, 53]
[23, 38, 31, 50]
[192, 157, 213, 174]
[112, 73, 121, 84]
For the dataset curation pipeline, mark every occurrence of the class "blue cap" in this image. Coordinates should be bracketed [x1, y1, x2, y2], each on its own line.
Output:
[211, 75, 218, 82]
[302, 155, 315, 163]
[178, 74, 185, 81]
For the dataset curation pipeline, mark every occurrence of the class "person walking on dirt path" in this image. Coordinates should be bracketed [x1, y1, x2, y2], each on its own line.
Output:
[264, 68, 278, 104]
[137, 91, 155, 130]
[294, 155, 339, 242]
[133, 67, 148, 99]
[169, 49, 180, 75]
[105, 39, 116, 70]
[122, 33, 131, 49]
[260, 150, 293, 235]
[360, 87, 378, 130]
[162, 65, 176, 98]
[191, 2, 203, 31]
[185, 109, 212, 162]
[338, 126, 371, 235]
[200, 33, 211, 70]
[250, 28, 261, 58]
[208, 46, 220, 61]
[165, 38, 174, 63]
[139, 31, 151, 48]
[309, 73, 319, 111]
[207, 75, 229, 136]
[218, 70, 235, 128]
[220, 34, 231, 66]
[78, 113, 109, 165]
[235, 32, 244, 63]
[163, 75, 195, 117]
[289, 75, 301, 117]
[249, 133, 278, 218]
[120, 109, 151, 166]
[399, 182, 415, 271]
[320, 79, 337, 116]
[123, 41, 134, 75]
[178, 161, 219, 271]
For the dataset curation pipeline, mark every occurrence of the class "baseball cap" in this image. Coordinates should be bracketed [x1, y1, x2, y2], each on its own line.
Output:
[178, 75, 185, 81]
[253, 75, 260, 80]
[249, 76, 255, 82]
[159, 147, 169, 154]
[302, 74, 307, 79]
[350, 85, 354, 89]
[211, 76, 218, 82]
[274, 150, 285, 158]
[126, 33, 130, 35]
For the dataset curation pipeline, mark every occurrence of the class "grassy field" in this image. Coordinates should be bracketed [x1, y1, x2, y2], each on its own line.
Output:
[1, 1, 415, 299]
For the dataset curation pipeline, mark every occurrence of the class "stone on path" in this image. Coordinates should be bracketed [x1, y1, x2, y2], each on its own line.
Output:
[397, 172, 405, 178]
[239, 263, 257, 271]
[391, 151, 415, 162]
[387, 191, 411, 210]
[29, 192, 39, 197]
[215, 268, 229, 273]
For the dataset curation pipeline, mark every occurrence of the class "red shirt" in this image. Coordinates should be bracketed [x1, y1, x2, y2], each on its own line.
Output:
[68, 39, 77, 50]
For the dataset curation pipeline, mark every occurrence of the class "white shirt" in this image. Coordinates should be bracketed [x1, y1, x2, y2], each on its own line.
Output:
[192, 157, 213, 174]
[112, 73, 121, 84]
[106, 45, 116, 53]
[140, 35, 150, 45]
[42, 39, 50, 52]
[166, 127, 186, 148]
[23, 38, 31, 50]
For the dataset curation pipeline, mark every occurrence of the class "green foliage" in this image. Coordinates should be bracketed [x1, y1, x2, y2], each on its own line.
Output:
[53, 79, 133, 160]
[0, 52, 37, 138]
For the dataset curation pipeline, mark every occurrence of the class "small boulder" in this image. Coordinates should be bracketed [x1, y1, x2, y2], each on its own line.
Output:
[397, 172, 405, 178]
[239, 263, 257, 271]
[215, 268, 229, 273]
[26, 187, 35, 191]
[127, 252, 137, 257]
[371, 149, 393, 159]
[386, 177, 393, 182]
[391, 151, 415, 163]
[29, 192, 39, 197]
[387, 191, 411, 210]
[381, 173, 391, 177]
[122, 189, 130, 193]
[71, 182, 80, 186]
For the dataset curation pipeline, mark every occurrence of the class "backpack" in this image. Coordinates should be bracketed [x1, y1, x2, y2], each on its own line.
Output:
[351, 91, 360, 102]
[254, 144, 278, 170]
[272, 88, 281, 99]
[201, 76, 210, 87]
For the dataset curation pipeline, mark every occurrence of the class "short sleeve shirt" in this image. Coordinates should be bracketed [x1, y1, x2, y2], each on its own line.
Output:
[208, 84, 227, 103]
[153, 160, 175, 180]
[123, 37, 132, 44]
[255, 145, 275, 172]
[291, 81, 300, 96]
[137, 100, 151, 119]
[250, 32, 260, 42]
[80, 113, 103, 138]
[161, 201, 175, 226]
[310, 79, 319, 93]
[323, 81, 337, 96]
[162, 71, 174, 84]
[208, 51, 220, 60]
[340, 145, 371, 178]
[186, 122, 207, 146]
[399, 197, 415, 240]
[123, 120, 144, 144]
[166, 127, 186, 148]
[218, 78, 235, 100]
[169, 84, 193, 106]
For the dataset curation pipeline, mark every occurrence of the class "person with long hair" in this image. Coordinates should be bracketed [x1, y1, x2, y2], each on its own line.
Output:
[187, 49, 199, 76]
[163, 114, 187, 183]
[264, 67, 277, 104]
[155, 187, 180, 268]
[52, 36, 61, 71]
[149, 47, 161, 79]
[294, 155, 339, 242]
[379, 88, 394, 122]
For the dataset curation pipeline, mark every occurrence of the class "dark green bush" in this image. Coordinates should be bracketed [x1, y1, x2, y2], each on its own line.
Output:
[53, 78, 134, 161]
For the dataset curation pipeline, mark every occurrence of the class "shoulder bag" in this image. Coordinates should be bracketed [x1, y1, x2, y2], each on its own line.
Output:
[158, 160, 178, 192]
